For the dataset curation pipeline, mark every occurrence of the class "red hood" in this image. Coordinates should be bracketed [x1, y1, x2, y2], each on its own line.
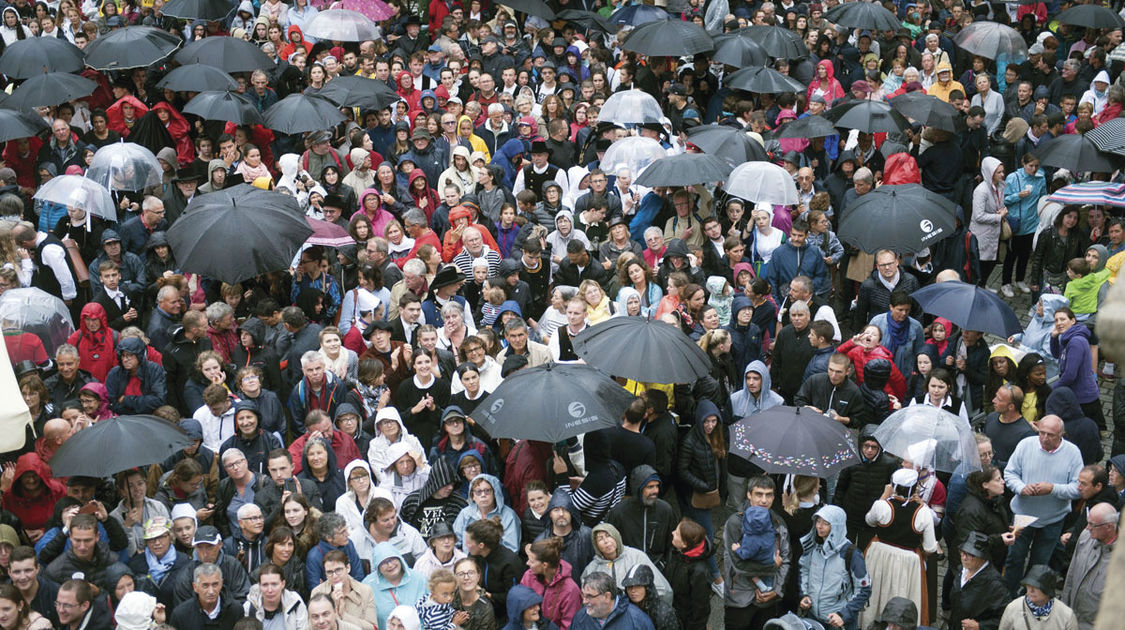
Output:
[152, 102, 191, 139]
[396, 71, 415, 95]
[408, 168, 429, 187]
[287, 24, 304, 42]
[11, 452, 61, 499]
[883, 153, 920, 185]
[80, 302, 109, 332]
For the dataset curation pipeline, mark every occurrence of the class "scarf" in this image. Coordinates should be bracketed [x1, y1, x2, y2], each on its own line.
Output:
[1026, 596, 1053, 618]
[145, 546, 177, 583]
[885, 315, 909, 355]
[684, 540, 707, 558]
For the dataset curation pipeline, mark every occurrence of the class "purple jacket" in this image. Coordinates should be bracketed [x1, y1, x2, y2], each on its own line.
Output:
[1050, 324, 1099, 404]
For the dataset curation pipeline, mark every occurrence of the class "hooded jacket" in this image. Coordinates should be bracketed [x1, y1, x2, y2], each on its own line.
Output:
[1051, 323, 1099, 404]
[794, 367, 872, 430]
[367, 410, 428, 483]
[66, 302, 118, 383]
[362, 542, 428, 630]
[581, 523, 672, 604]
[663, 529, 714, 630]
[359, 187, 396, 238]
[1, 453, 65, 532]
[229, 317, 284, 394]
[832, 426, 899, 532]
[535, 489, 595, 573]
[518, 557, 582, 630]
[502, 586, 559, 630]
[453, 474, 521, 552]
[766, 237, 831, 302]
[1014, 294, 1069, 373]
[491, 138, 530, 189]
[399, 456, 467, 538]
[219, 401, 282, 476]
[798, 505, 871, 626]
[570, 429, 626, 527]
[678, 399, 725, 496]
[726, 295, 763, 374]
[729, 361, 784, 477]
[106, 95, 149, 137]
[570, 593, 656, 630]
[1063, 245, 1110, 315]
[971, 157, 1006, 260]
[807, 59, 845, 106]
[1045, 386, 1103, 465]
[105, 337, 167, 414]
[604, 465, 675, 567]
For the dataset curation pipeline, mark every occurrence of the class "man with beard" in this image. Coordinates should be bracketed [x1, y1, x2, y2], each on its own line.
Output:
[534, 488, 594, 574]
[605, 465, 676, 568]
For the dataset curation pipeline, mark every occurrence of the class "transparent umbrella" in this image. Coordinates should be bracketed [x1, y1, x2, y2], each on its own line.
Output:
[33, 176, 117, 222]
[304, 9, 381, 42]
[600, 136, 668, 180]
[598, 90, 664, 126]
[725, 161, 798, 205]
[872, 406, 980, 473]
[85, 143, 164, 191]
[0, 287, 75, 356]
[952, 22, 1027, 62]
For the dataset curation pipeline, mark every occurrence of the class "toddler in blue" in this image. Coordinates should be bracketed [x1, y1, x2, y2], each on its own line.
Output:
[731, 505, 776, 592]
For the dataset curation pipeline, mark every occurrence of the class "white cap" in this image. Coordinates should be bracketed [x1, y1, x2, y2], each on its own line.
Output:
[891, 468, 919, 489]
[115, 592, 157, 630]
[170, 503, 197, 525]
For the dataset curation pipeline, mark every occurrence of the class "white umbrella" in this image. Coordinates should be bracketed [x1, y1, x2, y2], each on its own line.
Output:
[0, 287, 75, 356]
[85, 142, 164, 192]
[304, 9, 381, 42]
[600, 136, 668, 180]
[598, 89, 664, 126]
[33, 176, 117, 222]
[725, 161, 798, 206]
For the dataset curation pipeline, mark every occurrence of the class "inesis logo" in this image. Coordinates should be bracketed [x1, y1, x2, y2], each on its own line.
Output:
[490, 398, 504, 414]
[920, 218, 943, 241]
[920, 219, 933, 233]
[568, 402, 586, 418]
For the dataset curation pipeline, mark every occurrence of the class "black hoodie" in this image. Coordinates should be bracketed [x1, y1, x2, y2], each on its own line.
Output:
[399, 456, 468, 538]
[832, 425, 899, 546]
[230, 317, 284, 393]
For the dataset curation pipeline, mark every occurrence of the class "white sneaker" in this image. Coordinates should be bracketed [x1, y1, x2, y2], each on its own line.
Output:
[711, 580, 725, 598]
[1001, 284, 1015, 298]
[1016, 281, 1031, 294]
[985, 286, 999, 294]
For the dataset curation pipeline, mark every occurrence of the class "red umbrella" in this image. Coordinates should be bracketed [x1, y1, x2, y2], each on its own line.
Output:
[306, 217, 354, 247]
[329, 0, 394, 21]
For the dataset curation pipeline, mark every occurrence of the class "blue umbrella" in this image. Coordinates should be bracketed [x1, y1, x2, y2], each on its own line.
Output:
[610, 4, 670, 26]
[911, 281, 1022, 337]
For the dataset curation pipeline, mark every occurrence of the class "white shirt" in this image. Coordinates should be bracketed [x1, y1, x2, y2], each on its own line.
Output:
[512, 163, 569, 198]
[34, 233, 77, 300]
[193, 404, 236, 453]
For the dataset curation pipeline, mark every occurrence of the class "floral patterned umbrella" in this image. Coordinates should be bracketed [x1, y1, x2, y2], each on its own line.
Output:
[730, 406, 858, 476]
[329, 0, 394, 21]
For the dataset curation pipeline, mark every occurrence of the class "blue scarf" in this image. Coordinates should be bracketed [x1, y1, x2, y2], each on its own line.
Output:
[1026, 597, 1053, 618]
[145, 546, 177, 583]
[885, 315, 909, 355]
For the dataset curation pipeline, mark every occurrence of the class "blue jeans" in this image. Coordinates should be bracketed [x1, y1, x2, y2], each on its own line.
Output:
[685, 504, 720, 578]
[1003, 519, 1064, 597]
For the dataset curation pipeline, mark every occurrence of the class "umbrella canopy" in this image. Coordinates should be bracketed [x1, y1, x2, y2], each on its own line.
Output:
[872, 406, 981, 473]
[82, 26, 182, 71]
[600, 137, 669, 180]
[729, 406, 859, 476]
[634, 152, 731, 187]
[0, 109, 49, 143]
[911, 280, 1022, 336]
[4, 72, 96, 110]
[621, 19, 713, 57]
[824, 2, 900, 30]
[725, 161, 799, 205]
[497, 0, 555, 20]
[49, 415, 196, 478]
[598, 89, 664, 126]
[1047, 182, 1125, 208]
[166, 184, 313, 283]
[156, 64, 239, 92]
[610, 4, 670, 26]
[952, 22, 1027, 61]
[728, 26, 809, 59]
[1032, 134, 1118, 173]
[572, 316, 711, 383]
[686, 124, 769, 166]
[0, 287, 74, 356]
[0, 340, 32, 454]
[306, 217, 354, 247]
[557, 9, 618, 34]
[0, 38, 84, 78]
[305, 9, 381, 42]
[1087, 118, 1125, 156]
[263, 94, 346, 135]
[33, 176, 117, 223]
[772, 114, 838, 139]
[838, 183, 958, 254]
[824, 99, 911, 134]
[176, 36, 273, 73]
[1056, 4, 1125, 29]
[335, 0, 395, 20]
[161, 0, 235, 19]
[85, 143, 165, 192]
[711, 36, 769, 68]
[889, 92, 964, 132]
[314, 75, 400, 111]
[183, 90, 264, 126]
[475, 363, 635, 442]
[724, 65, 806, 94]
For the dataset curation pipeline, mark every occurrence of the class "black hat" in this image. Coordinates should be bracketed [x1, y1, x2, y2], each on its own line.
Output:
[959, 531, 990, 557]
[427, 521, 456, 543]
[594, 137, 613, 152]
[323, 194, 346, 209]
[482, 35, 500, 45]
[666, 82, 687, 96]
[551, 37, 566, 48]
[498, 258, 521, 277]
[431, 265, 467, 290]
[609, 215, 628, 228]
[501, 353, 528, 377]
[530, 140, 552, 155]
[364, 320, 394, 338]
[172, 164, 203, 182]
[14, 360, 39, 380]
[403, 14, 421, 26]
[1020, 565, 1058, 599]
[442, 406, 466, 423]
[620, 564, 654, 588]
[192, 526, 222, 546]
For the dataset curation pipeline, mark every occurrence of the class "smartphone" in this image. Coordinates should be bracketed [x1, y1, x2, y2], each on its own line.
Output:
[284, 478, 298, 493]
[78, 501, 98, 515]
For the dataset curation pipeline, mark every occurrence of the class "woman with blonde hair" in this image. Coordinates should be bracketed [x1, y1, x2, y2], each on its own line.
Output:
[579, 279, 616, 324]
[319, 326, 359, 382]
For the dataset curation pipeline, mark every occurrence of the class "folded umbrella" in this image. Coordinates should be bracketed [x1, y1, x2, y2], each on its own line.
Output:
[263, 93, 346, 135]
[156, 64, 239, 92]
[889, 92, 964, 132]
[1056, 4, 1125, 29]
[825, 99, 911, 134]
[837, 183, 957, 254]
[0, 109, 49, 143]
[572, 316, 711, 383]
[727, 25, 809, 59]
[306, 217, 354, 247]
[634, 152, 731, 187]
[1032, 134, 1118, 174]
[771, 114, 838, 139]
[475, 363, 636, 442]
[4, 72, 96, 111]
[33, 176, 117, 223]
[1083, 118, 1125, 157]
[711, 35, 769, 68]
[598, 89, 664, 126]
[686, 124, 769, 166]
[161, 0, 235, 20]
[50, 415, 196, 478]
[609, 4, 670, 27]
[0, 37, 84, 78]
[911, 280, 1023, 336]
[176, 36, 273, 73]
[952, 22, 1027, 61]
[183, 90, 264, 126]
[167, 184, 313, 284]
[314, 75, 400, 111]
[621, 19, 713, 57]
[82, 26, 182, 71]
[824, 2, 900, 30]
[305, 9, 381, 42]
[724, 65, 806, 94]
[729, 406, 858, 476]
[873, 406, 981, 473]
[85, 142, 165, 192]
[725, 161, 799, 206]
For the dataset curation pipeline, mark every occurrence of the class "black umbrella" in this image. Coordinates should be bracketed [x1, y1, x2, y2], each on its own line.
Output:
[183, 90, 264, 126]
[609, 4, 670, 27]
[475, 363, 636, 442]
[1086, 118, 1125, 157]
[4, 72, 96, 110]
[731, 26, 809, 59]
[314, 75, 400, 111]
[711, 36, 769, 68]
[156, 64, 239, 92]
[162, 0, 236, 20]
[0, 109, 49, 142]
[724, 66, 806, 94]
[824, 2, 901, 30]
[0, 37, 84, 78]
[729, 406, 858, 477]
[686, 124, 769, 166]
[1056, 4, 1125, 29]
[82, 26, 182, 71]
[772, 114, 838, 139]
[634, 152, 732, 187]
[499, 0, 555, 20]
[176, 36, 273, 73]
[911, 281, 1023, 336]
[572, 316, 711, 383]
[889, 92, 964, 132]
[166, 184, 314, 283]
[621, 19, 713, 57]
[263, 93, 346, 134]
[1033, 134, 1118, 173]
[837, 183, 958, 254]
[49, 415, 195, 478]
[824, 99, 911, 134]
[557, 9, 618, 34]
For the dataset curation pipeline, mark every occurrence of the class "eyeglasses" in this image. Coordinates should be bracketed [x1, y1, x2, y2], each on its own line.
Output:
[240, 514, 263, 521]
[1088, 521, 1113, 529]
[325, 567, 348, 576]
[55, 601, 81, 610]
[443, 120, 457, 126]
[472, 487, 493, 496]
[456, 571, 478, 578]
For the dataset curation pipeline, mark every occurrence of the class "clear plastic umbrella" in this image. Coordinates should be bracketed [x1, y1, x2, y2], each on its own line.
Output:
[85, 143, 163, 192]
[598, 90, 664, 126]
[872, 406, 980, 473]
[0, 287, 75, 356]
[952, 22, 1027, 62]
[600, 136, 668, 180]
[725, 161, 798, 205]
[33, 176, 117, 222]
[304, 9, 381, 42]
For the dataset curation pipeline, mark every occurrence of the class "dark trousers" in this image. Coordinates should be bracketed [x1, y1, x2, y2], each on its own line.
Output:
[1002, 233, 1034, 284]
[725, 602, 779, 630]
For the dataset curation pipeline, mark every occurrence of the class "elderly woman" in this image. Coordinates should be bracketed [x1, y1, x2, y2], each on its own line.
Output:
[970, 73, 1005, 135]
[998, 566, 1077, 630]
[451, 335, 502, 395]
[453, 474, 520, 553]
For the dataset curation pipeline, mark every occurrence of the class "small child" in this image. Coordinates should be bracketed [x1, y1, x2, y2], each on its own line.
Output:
[416, 569, 466, 630]
[926, 317, 952, 357]
[730, 505, 776, 592]
[478, 282, 507, 328]
[706, 276, 734, 326]
[806, 206, 843, 268]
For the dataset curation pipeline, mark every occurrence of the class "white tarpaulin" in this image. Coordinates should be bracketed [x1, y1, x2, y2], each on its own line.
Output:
[0, 338, 34, 452]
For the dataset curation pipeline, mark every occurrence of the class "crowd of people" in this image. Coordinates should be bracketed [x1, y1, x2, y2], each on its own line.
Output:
[0, 0, 1123, 629]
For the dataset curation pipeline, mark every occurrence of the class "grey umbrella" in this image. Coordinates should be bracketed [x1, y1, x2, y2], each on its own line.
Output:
[621, 19, 713, 56]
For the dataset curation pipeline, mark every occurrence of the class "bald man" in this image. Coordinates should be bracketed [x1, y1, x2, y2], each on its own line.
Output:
[35, 418, 73, 462]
